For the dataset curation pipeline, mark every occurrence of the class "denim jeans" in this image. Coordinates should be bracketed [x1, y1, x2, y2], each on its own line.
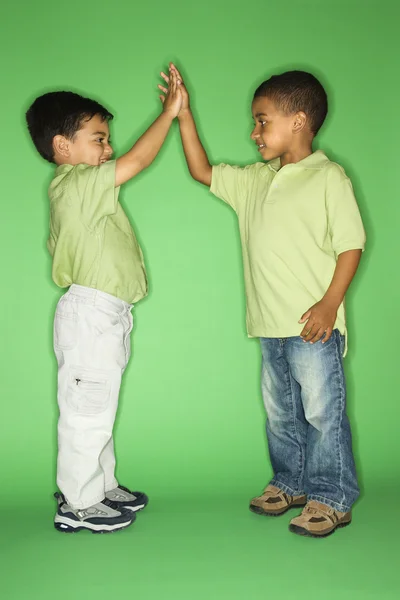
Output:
[260, 330, 359, 512]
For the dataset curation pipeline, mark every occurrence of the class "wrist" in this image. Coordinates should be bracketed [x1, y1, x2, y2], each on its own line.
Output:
[161, 108, 176, 122]
[178, 107, 192, 121]
[322, 290, 343, 309]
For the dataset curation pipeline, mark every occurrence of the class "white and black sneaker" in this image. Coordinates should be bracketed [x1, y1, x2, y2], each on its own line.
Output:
[54, 492, 135, 534]
[105, 485, 149, 512]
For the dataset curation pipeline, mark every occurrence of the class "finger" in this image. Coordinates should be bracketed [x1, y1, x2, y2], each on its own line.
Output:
[305, 323, 321, 342]
[172, 64, 183, 78]
[160, 72, 170, 83]
[159, 95, 165, 103]
[177, 86, 183, 105]
[300, 324, 310, 338]
[300, 319, 312, 338]
[299, 310, 311, 324]
[322, 327, 333, 344]
[177, 81, 188, 95]
[301, 322, 318, 341]
[170, 68, 177, 94]
[309, 327, 326, 344]
[158, 84, 168, 94]
[169, 64, 183, 87]
[173, 73, 188, 93]
[171, 63, 184, 82]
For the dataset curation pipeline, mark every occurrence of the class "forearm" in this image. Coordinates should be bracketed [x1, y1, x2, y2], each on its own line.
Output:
[323, 249, 362, 307]
[178, 109, 212, 186]
[115, 111, 174, 186]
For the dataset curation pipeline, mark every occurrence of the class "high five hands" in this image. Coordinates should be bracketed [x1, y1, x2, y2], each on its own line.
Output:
[157, 64, 184, 118]
[159, 63, 190, 117]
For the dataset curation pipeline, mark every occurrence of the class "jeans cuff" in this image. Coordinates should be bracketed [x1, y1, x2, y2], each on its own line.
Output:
[271, 479, 305, 497]
[307, 494, 352, 513]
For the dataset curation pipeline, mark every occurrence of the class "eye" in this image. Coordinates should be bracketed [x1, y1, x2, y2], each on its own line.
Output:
[96, 137, 104, 143]
[259, 120, 267, 127]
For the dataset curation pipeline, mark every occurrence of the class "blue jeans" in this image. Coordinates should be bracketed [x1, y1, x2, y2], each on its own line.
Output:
[260, 330, 359, 513]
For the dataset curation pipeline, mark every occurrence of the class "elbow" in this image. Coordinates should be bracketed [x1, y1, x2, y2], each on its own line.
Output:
[190, 164, 212, 187]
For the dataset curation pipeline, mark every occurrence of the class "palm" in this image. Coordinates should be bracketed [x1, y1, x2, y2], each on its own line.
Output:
[159, 63, 190, 114]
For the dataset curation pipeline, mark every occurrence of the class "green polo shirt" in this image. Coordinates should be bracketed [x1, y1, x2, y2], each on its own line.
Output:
[47, 160, 147, 304]
[210, 150, 366, 346]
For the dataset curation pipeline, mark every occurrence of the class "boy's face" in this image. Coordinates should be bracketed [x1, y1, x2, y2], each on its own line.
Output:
[251, 96, 298, 161]
[54, 114, 113, 166]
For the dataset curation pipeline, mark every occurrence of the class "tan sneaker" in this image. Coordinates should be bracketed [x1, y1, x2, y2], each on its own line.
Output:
[289, 500, 352, 537]
[249, 485, 307, 516]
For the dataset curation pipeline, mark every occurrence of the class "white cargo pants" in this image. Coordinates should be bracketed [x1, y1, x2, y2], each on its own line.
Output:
[53, 285, 133, 509]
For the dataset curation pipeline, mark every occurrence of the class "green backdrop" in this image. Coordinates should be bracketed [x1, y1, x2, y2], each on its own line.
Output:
[1, 0, 399, 598]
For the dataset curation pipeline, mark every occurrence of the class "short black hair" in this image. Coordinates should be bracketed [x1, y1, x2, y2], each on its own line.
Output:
[26, 91, 113, 163]
[254, 71, 328, 135]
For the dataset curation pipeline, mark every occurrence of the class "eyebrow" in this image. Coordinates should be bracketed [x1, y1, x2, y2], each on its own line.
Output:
[254, 113, 268, 118]
[91, 131, 109, 137]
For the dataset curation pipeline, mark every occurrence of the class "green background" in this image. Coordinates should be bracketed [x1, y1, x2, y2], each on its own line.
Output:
[1, 0, 399, 598]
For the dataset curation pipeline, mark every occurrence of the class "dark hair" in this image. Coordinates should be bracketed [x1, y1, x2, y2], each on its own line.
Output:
[26, 91, 113, 163]
[254, 71, 328, 135]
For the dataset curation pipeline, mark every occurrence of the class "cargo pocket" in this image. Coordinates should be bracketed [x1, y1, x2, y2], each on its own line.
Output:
[67, 368, 110, 415]
[54, 300, 78, 351]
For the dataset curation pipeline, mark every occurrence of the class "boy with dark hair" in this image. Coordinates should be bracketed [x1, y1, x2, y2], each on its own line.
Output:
[26, 70, 182, 533]
[159, 65, 366, 538]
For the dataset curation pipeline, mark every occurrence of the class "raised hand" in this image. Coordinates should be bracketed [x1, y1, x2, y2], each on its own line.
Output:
[159, 67, 182, 118]
[159, 63, 190, 115]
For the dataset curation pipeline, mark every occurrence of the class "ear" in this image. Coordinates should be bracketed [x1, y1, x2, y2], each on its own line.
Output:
[293, 111, 307, 134]
[53, 135, 71, 159]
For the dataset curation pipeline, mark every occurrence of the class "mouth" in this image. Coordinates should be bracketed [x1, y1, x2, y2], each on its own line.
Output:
[100, 159, 108, 164]
[256, 143, 266, 151]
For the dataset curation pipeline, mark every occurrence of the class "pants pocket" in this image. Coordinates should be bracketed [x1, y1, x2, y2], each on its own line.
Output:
[67, 367, 110, 415]
[54, 298, 78, 351]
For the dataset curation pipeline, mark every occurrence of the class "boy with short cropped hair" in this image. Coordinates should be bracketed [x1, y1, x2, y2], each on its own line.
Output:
[160, 64, 366, 537]
[26, 69, 182, 533]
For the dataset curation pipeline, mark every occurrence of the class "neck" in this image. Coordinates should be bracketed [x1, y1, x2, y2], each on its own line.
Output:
[280, 142, 314, 167]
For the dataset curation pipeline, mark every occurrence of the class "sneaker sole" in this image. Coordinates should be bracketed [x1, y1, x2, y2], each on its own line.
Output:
[249, 500, 307, 517]
[114, 494, 149, 513]
[124, 503, 146, 512]
[289, 519, 352, 538]
[54, 515, 134, 534]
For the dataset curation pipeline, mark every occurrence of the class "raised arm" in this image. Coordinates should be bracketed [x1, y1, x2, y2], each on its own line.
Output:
[115, 68, 182, 187]
[159, 63, 212, 186]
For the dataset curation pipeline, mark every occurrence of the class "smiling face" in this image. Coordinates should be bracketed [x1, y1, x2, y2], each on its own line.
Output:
[251, 96, 299, 162]
[53, 114, 113, 166]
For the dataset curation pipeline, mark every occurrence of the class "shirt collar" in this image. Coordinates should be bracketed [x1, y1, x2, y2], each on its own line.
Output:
[267, 150, 329, 173]
[55, 163, 74, 176]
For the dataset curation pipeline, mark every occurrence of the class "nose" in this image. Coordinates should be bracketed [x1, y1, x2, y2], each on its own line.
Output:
[105, 142, 113, 157]
[250, 127, 259, 141]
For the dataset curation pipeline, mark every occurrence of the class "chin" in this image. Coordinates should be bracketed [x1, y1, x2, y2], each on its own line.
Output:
[259, 148, 279, 161]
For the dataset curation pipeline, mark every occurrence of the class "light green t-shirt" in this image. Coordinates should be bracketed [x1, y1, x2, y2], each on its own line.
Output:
[47, 160, 148, 304]
[210, 150, 366, 345]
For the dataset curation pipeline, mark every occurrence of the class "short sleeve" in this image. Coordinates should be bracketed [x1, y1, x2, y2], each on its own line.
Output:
[67, 160, 120, 229]
[326, 165, 366, 256]
[210, 163, 260, 212]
